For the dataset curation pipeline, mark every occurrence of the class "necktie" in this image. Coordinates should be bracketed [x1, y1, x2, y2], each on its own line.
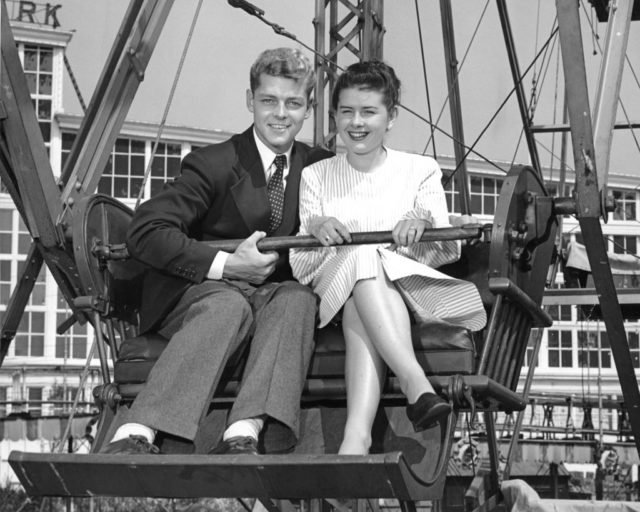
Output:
[267, 154, 287, 233]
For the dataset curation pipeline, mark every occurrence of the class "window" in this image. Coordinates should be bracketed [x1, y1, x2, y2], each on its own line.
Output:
[27, 387, 43, 416]
[55, 311, 88, 360]
[548, 330, 573, 367]
[548, 304, 572, 322]
[442, 171, 460, 214]
[60, 132, 76, 174]
[611, 189, 636, 221]
[99, 138, 146, 199]
[611, 235, 637, 256]
[470, 176, 503, 215]
[50, 385, 82, 414]
[22, 45, 54, 145]
[150, 142, 181, 197]
[578, 330, 612, 369]
[14, 311, 45, 357]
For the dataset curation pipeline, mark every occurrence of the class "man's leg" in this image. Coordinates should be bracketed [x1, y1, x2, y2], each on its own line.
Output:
[227, 281, 317, 452]
[118, 280, 253, 442]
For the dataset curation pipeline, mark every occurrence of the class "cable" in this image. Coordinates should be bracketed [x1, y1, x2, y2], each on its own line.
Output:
[414, 0, 437, 159]
[135, 0, 203, 209]
[423, 0, 490, 154]
[444, 27, 559, 187]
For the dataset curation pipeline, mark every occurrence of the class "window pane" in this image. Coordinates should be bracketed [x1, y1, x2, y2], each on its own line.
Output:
[115, 138, 129, 153]
[470, 196, 482, 215]
[114, 154, 128, 175]
[39, 51, 52, 71]
[39, 74, 52, 95]
[14, 335, 28, 356]
[73, 337, 86, 359]
[55, 336, 66, 358]
[131, 155, 145, 176]
[31, 335, 44, 357]
[25, 73, 37, 94]
[23, 49, 37, 71]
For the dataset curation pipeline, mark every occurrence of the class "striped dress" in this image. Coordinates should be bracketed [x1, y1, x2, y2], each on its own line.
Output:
[290, 149, 486, 330]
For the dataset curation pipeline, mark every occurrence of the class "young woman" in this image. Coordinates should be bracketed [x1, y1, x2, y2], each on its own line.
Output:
[290, 61, 486, 455]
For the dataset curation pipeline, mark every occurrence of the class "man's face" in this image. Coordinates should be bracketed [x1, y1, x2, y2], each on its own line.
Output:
[247, 74, 311, 154]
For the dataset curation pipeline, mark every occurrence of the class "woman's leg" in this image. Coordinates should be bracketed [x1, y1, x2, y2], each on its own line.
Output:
[351, 258, 435, 404]
[339, 298, 386, 455]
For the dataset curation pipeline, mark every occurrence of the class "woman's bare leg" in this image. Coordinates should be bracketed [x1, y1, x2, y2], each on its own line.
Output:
[339, 298, 386, 455]
[351, 258, 434, 403]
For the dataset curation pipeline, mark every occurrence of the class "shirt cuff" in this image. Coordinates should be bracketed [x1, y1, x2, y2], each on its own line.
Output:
[207, 251, 230, 280]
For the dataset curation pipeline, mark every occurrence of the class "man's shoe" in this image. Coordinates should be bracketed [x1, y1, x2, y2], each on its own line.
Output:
[99, 435, 160, 455]
[406, 392, 452, 432]
[209, 436, 259, 455]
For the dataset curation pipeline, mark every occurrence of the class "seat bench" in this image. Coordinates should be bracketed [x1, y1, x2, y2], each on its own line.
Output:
[113, 320, 477, 401]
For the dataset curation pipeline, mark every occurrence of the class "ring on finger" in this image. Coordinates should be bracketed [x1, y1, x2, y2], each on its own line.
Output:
[325, 236, 331, 243]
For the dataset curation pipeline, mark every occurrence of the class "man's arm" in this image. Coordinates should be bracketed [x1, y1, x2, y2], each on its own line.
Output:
[126, 151, 221, 284]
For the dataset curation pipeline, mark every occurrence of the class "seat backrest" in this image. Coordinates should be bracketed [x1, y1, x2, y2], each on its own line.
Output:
[73, 194, 145, 330]
[479, 165, 557, 391]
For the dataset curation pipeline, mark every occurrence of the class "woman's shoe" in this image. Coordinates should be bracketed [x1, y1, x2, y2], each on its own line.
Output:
[406, 392, 451, 432]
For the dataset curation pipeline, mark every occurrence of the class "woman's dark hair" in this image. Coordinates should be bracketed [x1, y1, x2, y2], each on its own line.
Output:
[331, 60, 401, 113]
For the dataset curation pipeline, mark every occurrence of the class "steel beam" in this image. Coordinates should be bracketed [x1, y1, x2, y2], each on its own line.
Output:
[592, 0, 633, 192]
[556, 0, 640, 456]
[496, 0, 542, 176]
[58, 0, 174, 224]
[1, 1, 63, 247]
[439, 0, 471, 214]
[312, 0, 384, 149]
[0, 245, 43, 366]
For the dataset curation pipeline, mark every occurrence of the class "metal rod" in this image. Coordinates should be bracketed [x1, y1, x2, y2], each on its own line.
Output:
[204, 225, 484, 252]
[439, 0, 471, 214]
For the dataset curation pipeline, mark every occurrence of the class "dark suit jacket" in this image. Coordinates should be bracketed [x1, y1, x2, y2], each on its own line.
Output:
[127, 126, 332, 333]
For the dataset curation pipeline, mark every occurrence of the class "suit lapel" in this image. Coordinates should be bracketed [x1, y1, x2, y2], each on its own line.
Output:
[229, 128, 270, 232]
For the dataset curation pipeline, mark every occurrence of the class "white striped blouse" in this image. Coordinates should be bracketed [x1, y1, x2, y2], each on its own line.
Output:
[290, 149, 487, 328]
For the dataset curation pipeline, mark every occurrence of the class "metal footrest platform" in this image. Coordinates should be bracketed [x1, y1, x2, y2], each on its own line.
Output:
[9, 451, 435, 500]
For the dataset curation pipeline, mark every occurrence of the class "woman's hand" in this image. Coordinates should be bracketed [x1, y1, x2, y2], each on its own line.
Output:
[393, 219, 430, 247]
[308, 216, 352, 247]
[448, 214, 479, 227]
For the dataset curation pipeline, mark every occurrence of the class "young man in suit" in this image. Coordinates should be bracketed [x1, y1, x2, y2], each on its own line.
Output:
[101, 47, 332, 455]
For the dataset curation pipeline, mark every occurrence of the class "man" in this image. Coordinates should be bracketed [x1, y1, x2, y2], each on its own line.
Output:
[101, 47, 332, 455]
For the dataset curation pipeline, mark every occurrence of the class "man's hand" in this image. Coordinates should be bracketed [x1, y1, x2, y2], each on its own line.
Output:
[393, 219, 431, 247]
[223, 231, 278, 283]
[309, 216, 352, 247]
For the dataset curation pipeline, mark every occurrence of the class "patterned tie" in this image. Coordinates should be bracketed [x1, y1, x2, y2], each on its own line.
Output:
[267, 154, 287, 234]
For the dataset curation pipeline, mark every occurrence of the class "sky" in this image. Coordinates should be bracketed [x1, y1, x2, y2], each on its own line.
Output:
[40, 0, 640, 177]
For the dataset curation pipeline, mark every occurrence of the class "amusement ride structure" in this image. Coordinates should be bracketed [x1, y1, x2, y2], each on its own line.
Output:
[0, 0, 640, 510]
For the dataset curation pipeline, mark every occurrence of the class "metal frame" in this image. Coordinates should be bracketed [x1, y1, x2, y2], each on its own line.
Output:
[313, 0, 384, 150]
[556, 0, 640, 455]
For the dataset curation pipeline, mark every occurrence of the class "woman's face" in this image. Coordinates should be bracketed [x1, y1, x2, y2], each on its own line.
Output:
[336, 86, 396, 158]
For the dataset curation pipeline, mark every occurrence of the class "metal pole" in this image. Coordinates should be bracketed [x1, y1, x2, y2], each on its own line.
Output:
[439, 0, 471, 214]
[592, 0, 634, 198]
[496, 0, 542, 176]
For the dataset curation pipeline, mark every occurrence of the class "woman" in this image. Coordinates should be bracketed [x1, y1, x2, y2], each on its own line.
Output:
[290, 61, 486, 455]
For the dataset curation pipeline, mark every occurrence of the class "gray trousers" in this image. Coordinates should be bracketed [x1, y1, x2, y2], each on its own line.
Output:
[127, 279, 318, 452]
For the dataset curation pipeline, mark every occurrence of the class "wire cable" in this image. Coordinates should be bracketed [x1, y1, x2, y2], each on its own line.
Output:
[135, 0, 203, 209]
[414, 0, 437, 159]
[444, 26, 559, 186]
